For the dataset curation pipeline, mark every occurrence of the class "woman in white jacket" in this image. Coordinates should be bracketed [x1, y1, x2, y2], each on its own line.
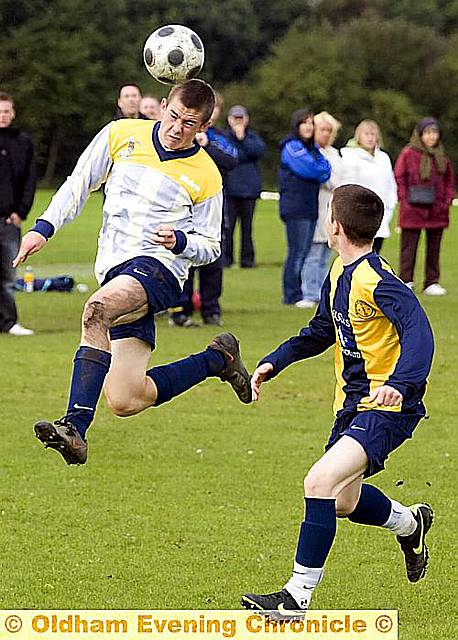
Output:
[340, 119, 397, 254]
[300, 111, 344, 307]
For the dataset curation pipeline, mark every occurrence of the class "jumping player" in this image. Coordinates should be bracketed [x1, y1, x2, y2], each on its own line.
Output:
[13, 79, 252, 466]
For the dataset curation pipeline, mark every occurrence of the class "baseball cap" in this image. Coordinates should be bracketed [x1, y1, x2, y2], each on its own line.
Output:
[228, 105, 248, 118]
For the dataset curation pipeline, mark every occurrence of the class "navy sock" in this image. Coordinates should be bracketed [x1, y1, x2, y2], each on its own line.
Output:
[348, 484, 392, 526]
[147, 347, 226, 406]
[295, 497, 337, 568]
[65, 346, 112, 439]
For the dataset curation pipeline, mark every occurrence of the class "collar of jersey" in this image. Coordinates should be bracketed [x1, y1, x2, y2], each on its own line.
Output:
[152, 121, 200, 161]
[343, 250, 377, 272]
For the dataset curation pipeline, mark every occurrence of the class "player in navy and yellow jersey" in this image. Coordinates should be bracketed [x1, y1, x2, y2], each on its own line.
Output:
[242, 184, 434, 613]
[13, 80, 252, 466]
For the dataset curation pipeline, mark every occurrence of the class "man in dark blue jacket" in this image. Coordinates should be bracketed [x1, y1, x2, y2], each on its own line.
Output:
[224, 105, 266, 268]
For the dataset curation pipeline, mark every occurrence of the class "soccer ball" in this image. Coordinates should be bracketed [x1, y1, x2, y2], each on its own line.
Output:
[143, 25, 205, 85]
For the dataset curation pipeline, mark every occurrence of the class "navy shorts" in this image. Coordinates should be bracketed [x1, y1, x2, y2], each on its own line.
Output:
[325, 404, 426, 477]
[102, 256, 181, 349]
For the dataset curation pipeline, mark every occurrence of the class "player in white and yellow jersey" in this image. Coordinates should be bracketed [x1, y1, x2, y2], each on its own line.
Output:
[243, 184, 434, 613]
[13, 80, 252, 466]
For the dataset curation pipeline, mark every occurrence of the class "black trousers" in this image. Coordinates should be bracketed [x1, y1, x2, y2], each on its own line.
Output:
[178, 256, 223, 318]
[0, 220, 20, 332]
[224, 196, 257, 267]
[399, 228, 444, 288]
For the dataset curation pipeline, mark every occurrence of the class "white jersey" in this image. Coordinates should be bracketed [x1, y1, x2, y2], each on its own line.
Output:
[39, 119, 223, 285]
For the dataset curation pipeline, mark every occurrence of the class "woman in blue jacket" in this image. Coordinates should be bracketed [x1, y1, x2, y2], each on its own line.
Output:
[279, 109, 331, 305]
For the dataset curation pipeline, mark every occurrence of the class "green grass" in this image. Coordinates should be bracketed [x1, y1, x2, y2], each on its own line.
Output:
[0, 191, 457, 639]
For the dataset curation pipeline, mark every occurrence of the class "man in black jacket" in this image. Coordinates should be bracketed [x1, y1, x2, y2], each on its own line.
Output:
[0, 92, 36, 335]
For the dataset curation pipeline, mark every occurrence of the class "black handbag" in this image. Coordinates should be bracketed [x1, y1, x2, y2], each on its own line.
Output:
[407, 185, 436, 205]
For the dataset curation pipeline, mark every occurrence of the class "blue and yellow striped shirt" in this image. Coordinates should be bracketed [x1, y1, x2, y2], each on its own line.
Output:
[264, 252, 434, 415]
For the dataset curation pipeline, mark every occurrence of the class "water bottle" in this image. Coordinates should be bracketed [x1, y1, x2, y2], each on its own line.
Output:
[24, 265, 35, 293]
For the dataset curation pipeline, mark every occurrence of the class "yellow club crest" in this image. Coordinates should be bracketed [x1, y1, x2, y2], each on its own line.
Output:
[355, 299, 376, 319]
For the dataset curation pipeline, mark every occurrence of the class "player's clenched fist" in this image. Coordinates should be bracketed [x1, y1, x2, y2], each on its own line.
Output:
[251, 362, 274, 402]
[12, 231, 47, 267]
[152, 225, 177, 250]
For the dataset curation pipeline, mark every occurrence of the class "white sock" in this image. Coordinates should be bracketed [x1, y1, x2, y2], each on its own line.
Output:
[284, 562, 323, 609]
[383, 500, 417, 536]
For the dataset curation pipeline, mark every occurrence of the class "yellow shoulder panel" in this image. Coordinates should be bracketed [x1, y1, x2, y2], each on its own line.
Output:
[108, 121, 222, 203]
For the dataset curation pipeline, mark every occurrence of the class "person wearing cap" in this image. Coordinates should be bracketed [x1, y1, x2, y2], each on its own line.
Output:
[224, 105, 266, 268]
[394, 117, 455, 295]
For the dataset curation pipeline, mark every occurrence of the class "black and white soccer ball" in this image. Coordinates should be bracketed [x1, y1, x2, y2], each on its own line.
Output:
[143, 25, 205, 85]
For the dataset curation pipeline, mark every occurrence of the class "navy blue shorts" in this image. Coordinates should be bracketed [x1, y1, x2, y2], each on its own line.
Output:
[102, 256, 181, 349]
[325, 404, 426, 477]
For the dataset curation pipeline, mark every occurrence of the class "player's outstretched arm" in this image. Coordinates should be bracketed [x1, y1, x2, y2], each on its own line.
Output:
[251, 362, 274, 402]
[369, 385, 403, 407]
[12, 231, 47, 267]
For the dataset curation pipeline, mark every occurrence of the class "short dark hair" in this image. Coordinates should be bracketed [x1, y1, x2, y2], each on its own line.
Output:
[331, 184, 384, 246]
[0, 91, 14, 106]
[168, 79, 215, 123]
[118, 83, 142, 98]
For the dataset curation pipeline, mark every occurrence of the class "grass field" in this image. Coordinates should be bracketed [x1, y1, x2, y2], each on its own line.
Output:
[0, 190, 456, 638]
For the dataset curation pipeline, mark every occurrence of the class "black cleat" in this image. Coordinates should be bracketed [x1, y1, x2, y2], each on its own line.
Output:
[397, 503, 434, 582]
[209, 332, 251, 404]
[34, 419, 88, 465]
[241, 589, 305, 619]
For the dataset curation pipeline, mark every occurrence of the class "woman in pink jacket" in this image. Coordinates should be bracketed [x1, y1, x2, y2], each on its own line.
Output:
[395, 117, 455, 295]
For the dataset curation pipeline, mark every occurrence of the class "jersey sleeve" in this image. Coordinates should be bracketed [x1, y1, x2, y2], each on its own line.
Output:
[178, 190, 223, 267]
[373, 278, 434, 401]
[259, 274, 336, 377]
[35, 123, 113, 236]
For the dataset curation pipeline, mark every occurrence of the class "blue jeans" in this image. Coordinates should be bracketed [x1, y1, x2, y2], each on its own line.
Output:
[282, 218, 317, 304]
[301, 242, 332, 302]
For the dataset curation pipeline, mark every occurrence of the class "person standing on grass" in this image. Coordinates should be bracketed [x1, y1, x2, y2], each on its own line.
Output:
[0, 91, 36, 336]
[279, 108, 331, 306]
[341, 119, 397, 255]
[13, 80, 252, 467]
[242, 184, 434, 613]
[223, 105, 266, 268]
[300, 111, 344, 308]
[394, 117, 455, 296]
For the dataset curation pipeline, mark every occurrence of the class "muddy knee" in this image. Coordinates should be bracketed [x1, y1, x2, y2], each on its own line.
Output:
[83, 299, 111, 332]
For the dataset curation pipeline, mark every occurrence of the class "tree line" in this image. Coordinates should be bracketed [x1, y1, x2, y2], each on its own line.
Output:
[1, 0, 458, 184]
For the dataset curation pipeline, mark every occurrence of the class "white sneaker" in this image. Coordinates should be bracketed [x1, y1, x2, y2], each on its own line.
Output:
[295, 299, 316, 309]
[405, 281, 414, 291]
[8, 323, 34, 336]
[423, 283, 447, 296]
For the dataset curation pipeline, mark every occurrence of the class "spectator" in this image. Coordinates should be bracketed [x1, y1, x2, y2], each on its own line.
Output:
[224, 105, 266, 268]
[394, 117, 455, 295]
[140, 94, 161, 120]
[114, 83, 149, 120]
[341, 119, 397, 254]
[170, 94, 239, 327]
[0, 91, 36, 335]
[279, 109, 331, 306]
[300, 111, 344, 308]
